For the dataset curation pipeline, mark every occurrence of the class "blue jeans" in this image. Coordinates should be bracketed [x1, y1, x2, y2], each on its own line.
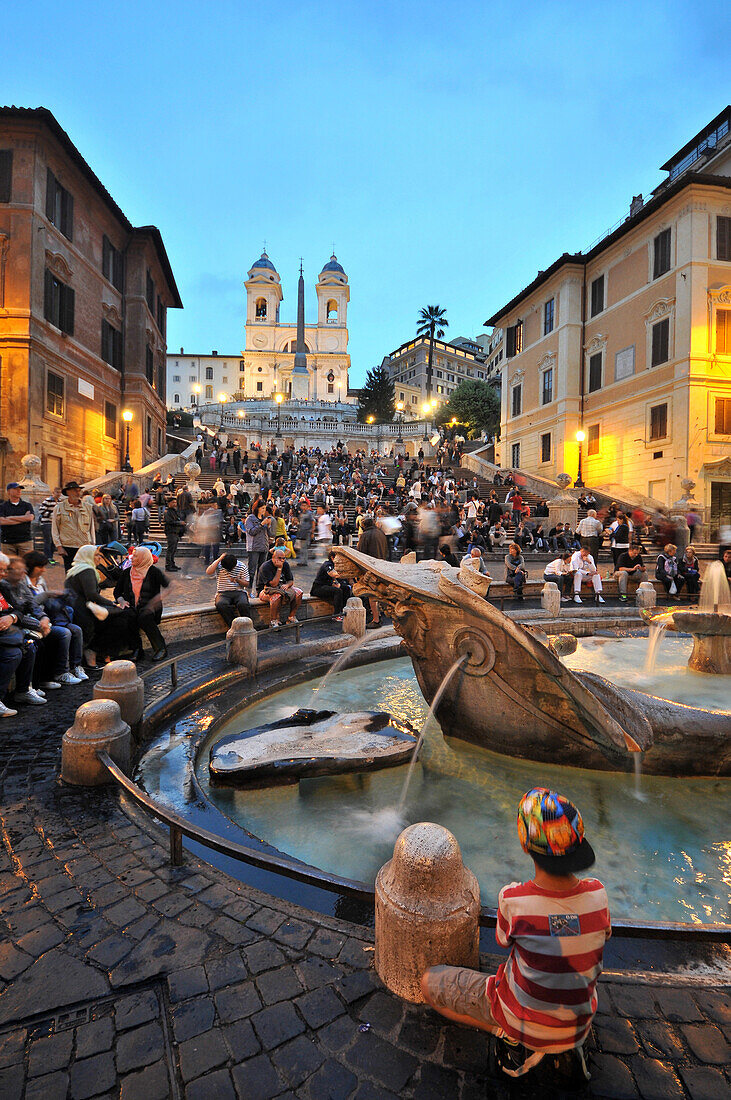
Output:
[0, 642, 35, 698]
[37, 625, 71, 681]
[203, 542, 220, 566]
[42, 523, 54, 558]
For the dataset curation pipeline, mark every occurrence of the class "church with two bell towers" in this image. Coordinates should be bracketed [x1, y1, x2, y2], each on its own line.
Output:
[242, 251, 352, 403]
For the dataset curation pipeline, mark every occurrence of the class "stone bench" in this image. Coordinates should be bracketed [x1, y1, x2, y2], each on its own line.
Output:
[160, 593, 337, 643]
[485, 577, 668, 600]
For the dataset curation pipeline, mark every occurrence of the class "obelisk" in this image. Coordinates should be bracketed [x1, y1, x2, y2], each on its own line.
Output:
[291, 261, 310, 399]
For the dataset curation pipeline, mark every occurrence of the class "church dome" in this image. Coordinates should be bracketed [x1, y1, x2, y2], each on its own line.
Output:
[321, 253, 345, 274]
[251, 251, 277, 272]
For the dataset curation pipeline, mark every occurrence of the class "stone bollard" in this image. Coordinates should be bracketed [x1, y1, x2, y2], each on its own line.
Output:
[636, 581, 657, 609]
[61, 699, 131, 786]
[541, 581, 561, 617]
[375, 823, 480, 1003]
[400, 551, 417, 564]
[226, 617, 257, 675]
[342, 597, 366, 638]
[93, 660, 144, 736]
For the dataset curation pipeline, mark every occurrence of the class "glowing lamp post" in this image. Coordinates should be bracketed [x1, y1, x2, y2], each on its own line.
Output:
[275, 392, 283, 437]
[192, 383, 201, 410]
[218, 392, 227, 428]
[422, 400, 435, 442]
[122, 409, 133, 472]
[575, 429, 585, 488]
[396, 401, 404, 445]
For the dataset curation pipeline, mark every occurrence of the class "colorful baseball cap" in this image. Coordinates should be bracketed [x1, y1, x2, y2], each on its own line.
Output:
[517, 788, 595, 872]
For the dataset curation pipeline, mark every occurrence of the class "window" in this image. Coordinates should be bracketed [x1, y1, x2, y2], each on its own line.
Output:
[506, 320, 523, 357]
[587, 423, 600, 456]
[256, 381, 263, 392]
[102, 236, 124, 290]
[101, 319, 122, 370]
[190, 394, 197, 405]
[544, 298, 554, 335]
[651, 318, 670, 366]
[511, 384, 522, 417]
[649, 403, 668, 441]
[45, 169, 73, 239]
[716, 309, 731, 354]
[104, 401, 117, 439]
[146, 345, 154, 386]
[326, 298, 338, 322]
[239, 360, 245, 372]
[718, 217, 731, 261]
[411, 395, 417, 404]
[205, 385, 213, 399]
[157, 427, 162, 454]
[43, 269, 74, 334]
[542, 368, 553, 405]
[0, 150, 12, 203]
[590, 275, 604, 317]
[327, 383, 335, 393]
[173, 374, 181, 382]
[157, 296, 165, 335]
[46, 371, 64, 417]
[222, 376, 228, 384]
[436, 370, 442, 378]
[588, 353, 602, 392]
[255, 297, 267, 319]
[511, 442, 520, 467]
[190, 374, 197, 381]
[715, 397, 731, 433]
[146, 270, 155, 312]
[205, 367, 213, 380]
[146, 416, 152, 447]
[653, 228, 671, 278]
[540, 433, 551, 462]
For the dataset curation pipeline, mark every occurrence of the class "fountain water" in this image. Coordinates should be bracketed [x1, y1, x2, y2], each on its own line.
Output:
[398, 654, 468, 813]
[645, 620, 669, 674]
[699, 559, 731, 613]
[309, 624, 393, 706]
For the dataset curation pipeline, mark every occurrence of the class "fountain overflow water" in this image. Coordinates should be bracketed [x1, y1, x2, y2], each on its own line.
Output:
[699, 559, 731, 612]
[645, 620, 668, 674]
[309, 624, 393, 706]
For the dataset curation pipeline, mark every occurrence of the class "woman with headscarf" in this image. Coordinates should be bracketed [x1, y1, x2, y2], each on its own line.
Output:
[113, 547, 170, 662]
[65, 545, 130, 669]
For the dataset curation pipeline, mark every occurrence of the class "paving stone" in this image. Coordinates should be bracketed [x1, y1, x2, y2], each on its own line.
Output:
[186, 1067, 236, 1100]
[318, 1014, 357, 1054]
[296, 986, 345, 1029]
[214, 980, 262, 1023]
[119, 1060, 170, 1100]
[251, 1001, 306, 1049]
[206, 951, 248, 990]
[28, 1030, 74, 1077]
[152, 892, 192, 918]
[222, 1018, 261, 1061]
[15, 922, 65, 957]
[345, 1030, 418, 1092]
[307, 928, 347, 958]
[681, 1023, 730, 1064]
[172, 996, 216, 1042]
[25, 1070, 69, 1100]
[135, 878, 170, 903]
[169, 965, 209, 1003]
[303, 1058, 357, 1099]
[255, 965, 304, 1005]
[196, 884, 239, 910]
[244, 907, 286, 935]
[589, 1053, 640, 1098]
[231, 1053, 285, 1100]
[397, 1009, 443, 1057]
[336, 969, 380, 1003]
[87, 934, 134, 968]
[103, 898, 148, 927]
[638, 1018, 686, 1060]
[178, 1028, 228, 1083]
[412, 1061, 463, 1100]
[0, 1028, 26, 1069]
[632, 1056, 685, 1099]
[114, 989, 159, 1030]
[694, 990, 731, 1026]
[0, 1063, 26, 1100]
[679, 1065, 731, 1100]
[595, 1013, 640, 1054]
[272, 918, 314, 951]
[0, 942, 33, 980]
[125, 914, 160, 940]
[244, 940, 286, 975]
[69, 1051, 116, 1099]
[0, 949, 109, 1026]
[116, 1021, 165, 1073]
[441, 1024, 488, 1073]
[338, 938, 374, 969]
[352, 1079, 400, 1099]
[91, 882, 127, 907]
[358, 991, 403, 1035]
[210, 914, 258, 945]
[655, 987, 704, 1023]
[74, 1016, 115, 1059]
[272, 1034, 324, 1088]
[608, 983, 658, 1018]
[297, 955, 345, 991]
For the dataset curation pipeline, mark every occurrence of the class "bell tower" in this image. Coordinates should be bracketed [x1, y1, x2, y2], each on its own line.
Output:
[316, 253, 349, 328]
[244, 251, 282, 342]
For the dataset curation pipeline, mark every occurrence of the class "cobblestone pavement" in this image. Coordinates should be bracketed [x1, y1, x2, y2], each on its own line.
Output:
[0, 663, 729, 1098]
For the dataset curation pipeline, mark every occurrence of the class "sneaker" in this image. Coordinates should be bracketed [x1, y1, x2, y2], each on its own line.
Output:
[0, 702, 18, 718]
[269, 621, 280, 631]
[15, 689, 48, 705]
[573, 595, 582, 604]
[73, 666, 89, 681]
[40, 680, 62, 690]
[619, 594, 627, 602]
[596, 595, 606, 604]
[57, 672, 83, 685]
[47, 559, 57, 566]
[561, 596, 571, 603]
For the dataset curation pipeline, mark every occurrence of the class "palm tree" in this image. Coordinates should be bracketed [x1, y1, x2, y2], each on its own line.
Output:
[416, 305, 449, 402]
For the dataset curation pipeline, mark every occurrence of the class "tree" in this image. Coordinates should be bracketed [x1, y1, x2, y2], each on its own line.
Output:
[436, 380, 500, 439]
[357, 365, 395, 422]
[416, 305, 449, 401]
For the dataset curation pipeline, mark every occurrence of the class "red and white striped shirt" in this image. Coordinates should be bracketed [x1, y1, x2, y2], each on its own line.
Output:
[487, 878, 611, 1052]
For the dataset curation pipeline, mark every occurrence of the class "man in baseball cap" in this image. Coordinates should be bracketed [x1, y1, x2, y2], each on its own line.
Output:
[0, 482, 35, 557]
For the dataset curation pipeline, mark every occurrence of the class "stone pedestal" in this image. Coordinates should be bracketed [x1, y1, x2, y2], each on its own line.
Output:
[183, 461, 202, 502]
[342, 597, 366, 638]
[19, 454, 50, 512]
[93, 660, 144, 735]
[636, 582, 657, 609]
[541, 582, 560, 616]
[547, 472, 578, 532]
[375, 823, 480, 1003]
[226, 617, 257, 674]
[61, 699, 132, 786]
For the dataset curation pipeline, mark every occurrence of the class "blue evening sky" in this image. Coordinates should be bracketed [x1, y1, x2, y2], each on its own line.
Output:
[4, 1, 729, 385]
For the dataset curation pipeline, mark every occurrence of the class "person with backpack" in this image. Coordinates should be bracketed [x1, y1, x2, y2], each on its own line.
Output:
[608, 512, 632, 571]
[655, 543, 685, 597]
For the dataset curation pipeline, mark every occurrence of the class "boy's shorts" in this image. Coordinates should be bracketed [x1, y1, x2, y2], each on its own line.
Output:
[422, 965, 500, 1031]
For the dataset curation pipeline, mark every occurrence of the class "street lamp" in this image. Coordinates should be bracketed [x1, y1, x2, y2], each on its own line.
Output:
[275, 392, 283, 437]
[122, 409, 133, 472]
[422, 400, 433, 442]
[575, 429, 586, 488]
[396, 401, 404, 445]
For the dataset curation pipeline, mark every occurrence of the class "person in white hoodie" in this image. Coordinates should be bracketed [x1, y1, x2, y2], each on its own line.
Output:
[569, 547, 605, 604]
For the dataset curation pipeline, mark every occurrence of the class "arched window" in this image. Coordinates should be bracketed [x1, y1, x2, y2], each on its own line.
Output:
[255, 297, 267, 320]
[173, 393, 180, 404]
[326, 298, 338, 323]
[285, 340, 310, 353]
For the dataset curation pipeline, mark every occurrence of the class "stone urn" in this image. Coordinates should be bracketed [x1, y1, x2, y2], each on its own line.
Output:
[19, 454, 50, 510]
[183, 461, 202, 501]
[547, 472, 578, 531]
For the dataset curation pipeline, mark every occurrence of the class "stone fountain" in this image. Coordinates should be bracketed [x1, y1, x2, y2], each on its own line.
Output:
[332, 548, 731, 777]
[642, 560, 731, 675]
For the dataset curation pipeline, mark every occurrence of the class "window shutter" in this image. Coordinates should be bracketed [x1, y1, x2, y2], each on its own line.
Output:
[506, 326, 516, 358]
[0, 151, 12, 203]
[61, 190, 73, 240]
[103, 236, 111, 279]
[44, 268, 54, 323]
[718, 218, 731, 262]
[45, 168, 55, 220]
[63, 286, 75, 336]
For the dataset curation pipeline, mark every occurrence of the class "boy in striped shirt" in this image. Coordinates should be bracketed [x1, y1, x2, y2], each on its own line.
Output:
[422, 788, 611, 1065]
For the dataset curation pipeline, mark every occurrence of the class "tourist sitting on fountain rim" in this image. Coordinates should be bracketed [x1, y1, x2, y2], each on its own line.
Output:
[544, 552, 574, 600]
[504, 543, 527, 599]
[206, 552, 250, 627]
[258, 547, 303, 630]
[615, 545, 648, 600]
[569, 547, 605, 603]
[679, 546, 700, 596]
[310, 549, 352, 620]
[461, 546, 491, 576]
[421, 788, 610, 1078]
[655, 543, 685, 597]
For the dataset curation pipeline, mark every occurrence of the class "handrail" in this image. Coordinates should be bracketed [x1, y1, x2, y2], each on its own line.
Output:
[98, 751, 731, 941]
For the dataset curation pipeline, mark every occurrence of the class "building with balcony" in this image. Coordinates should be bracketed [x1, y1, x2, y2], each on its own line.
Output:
[484, 106, 731, 536]
[383, 335, 489, 410]
[0, 107, 182, 486]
